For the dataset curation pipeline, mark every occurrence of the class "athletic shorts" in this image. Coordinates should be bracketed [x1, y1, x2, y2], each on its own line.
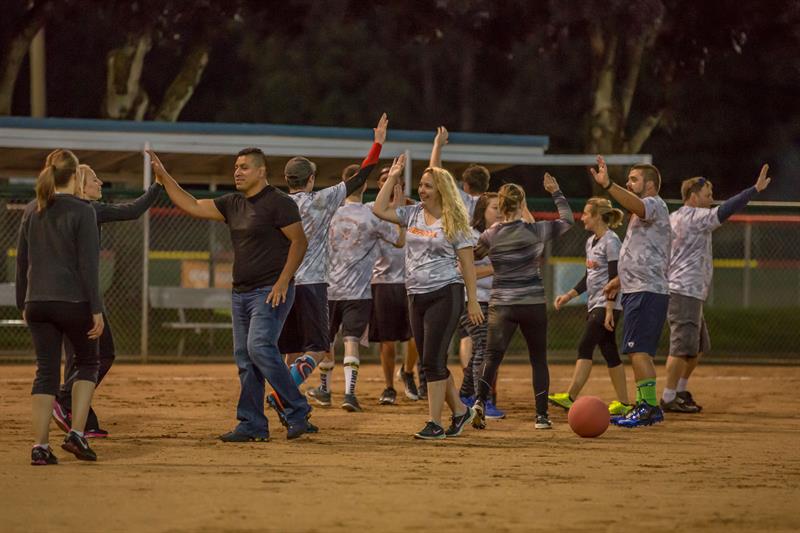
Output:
[329, 299, 371, 342]
[620, 291, 669, 357]
[368, 283, 411, 342]
[668, 292, 711, 357]
[278, 283, 329, 354]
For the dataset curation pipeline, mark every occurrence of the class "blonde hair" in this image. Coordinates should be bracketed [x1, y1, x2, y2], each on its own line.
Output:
[498, 183, 525, 216]
[423, 167, 471, 241]
[680, 176, 712, 202]
[586, 197, 624, 228]
[36, 149, 79, 212]
[75, 164, 95, 198]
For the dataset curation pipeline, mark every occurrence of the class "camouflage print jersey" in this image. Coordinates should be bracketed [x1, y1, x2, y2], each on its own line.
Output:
[618, 195, 672, 295]
[290, 181, 347, 285]
[585, 230, 623, 312]
[459, 189, 479, 219]
[364, 201, 405, 285]
[668, 205, 722, 300]
[472, 228, 493, 303]
[396, 204, 475, 295]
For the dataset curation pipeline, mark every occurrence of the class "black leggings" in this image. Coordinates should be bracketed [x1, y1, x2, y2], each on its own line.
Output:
[479, 303, 549, 415]
[26, 301, 99, 396]
[577, 308, 622, 367]
[59, 311, 114, 407]
[408, 284, 464, 383]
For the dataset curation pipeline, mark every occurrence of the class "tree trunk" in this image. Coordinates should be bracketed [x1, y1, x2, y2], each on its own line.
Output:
[153, 43, 210, 122]
[458, 38, 476, 131]
[103, 32, 152, 120]
[0, 1, 53, 115]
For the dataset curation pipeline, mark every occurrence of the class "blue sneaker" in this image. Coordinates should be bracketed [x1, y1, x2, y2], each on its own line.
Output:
[612, 402, 664, 428]
[460, 395, 474, 408]
[484, 399, 506, 420]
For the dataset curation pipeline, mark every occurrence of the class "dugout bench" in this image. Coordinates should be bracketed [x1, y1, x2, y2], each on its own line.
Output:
[149, 287, 232, 356]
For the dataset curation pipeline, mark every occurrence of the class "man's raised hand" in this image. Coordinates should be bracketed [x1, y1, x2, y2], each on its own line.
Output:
[755, 164, 772, 192]
[590, 155, 611, 189]
[374, 113, 388, 145]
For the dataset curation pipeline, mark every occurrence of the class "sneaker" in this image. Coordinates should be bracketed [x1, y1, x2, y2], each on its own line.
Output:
[306, 386, 332, 407]
[445, 406, 475, 437]
[472, 400, 486, 430]
[460, 395, 474, 408]
[400, 370, 419, 401]
[61, 431, 97, 461]
[660, 396, 701, 414]
[218, 430, 268, 442]
[84, 428, 109, 439]
[548, 392, 573, 411]
[52, 400, 71, 433]
[286, 421, 310, 440]
[31, 446, 58, 466]
[378, 388, 397, 405]
[413, 421, 445, 440]
[342, 394, 363, 412]
[484, 399, 506, 419]
[305, 420, 319, 434]
[266, 392, 289, 428]
[612, 402, 664, 428]
[677, 391, 703, 412]
[608, 400, 634, 416]
[535, 414, 553, 429]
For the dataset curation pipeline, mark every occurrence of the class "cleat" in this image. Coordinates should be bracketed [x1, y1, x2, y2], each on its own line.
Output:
[286, 421, 310, 440]
[266, 391, 289, 428]
[378, 387, 397, 405]
[608, 400, 634, 416]
[84, 428, 109, 439]
[445, 406, 475, 437]
[612, 402, 664, 428]
[413, 421, 445, 440]
[400, 370, 419, 401]
[341, 394, 363, 412]
[677, 391, 702, 412]
[472, 400, 486, 430]
[484, 399, 506, 419]
[660, 396, 701, 414]
[61, 431, 97, 461]
[535, 414, 553, 429]
[304, 420, 319, 434]
[52, 400, 71, 434]
[218, 430, 268, 442]
[31, 446, 58, 466]
[306, 386, 332, 407]
[548, 392, 573, 411]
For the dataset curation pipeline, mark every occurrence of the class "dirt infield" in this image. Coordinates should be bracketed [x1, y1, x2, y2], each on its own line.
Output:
[1, 362, 798, 532]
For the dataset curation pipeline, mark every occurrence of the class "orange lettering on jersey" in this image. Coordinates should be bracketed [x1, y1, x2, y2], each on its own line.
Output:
[408, 227, 438, 238]
[586, 259, 598, 269]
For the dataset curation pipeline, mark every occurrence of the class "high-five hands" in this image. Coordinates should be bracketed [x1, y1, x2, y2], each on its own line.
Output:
[590, 155, 611, 189]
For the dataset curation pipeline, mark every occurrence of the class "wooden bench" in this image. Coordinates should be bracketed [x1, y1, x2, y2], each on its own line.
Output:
[149, 287, 232, 356]
[0, 283, 25, 327]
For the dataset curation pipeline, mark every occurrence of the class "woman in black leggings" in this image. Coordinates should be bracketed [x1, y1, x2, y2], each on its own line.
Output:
[53, 164, 162, 438]
[472, 176, 574, 430]
[18, 150, 104, 465]
[373, 155, 483, 440]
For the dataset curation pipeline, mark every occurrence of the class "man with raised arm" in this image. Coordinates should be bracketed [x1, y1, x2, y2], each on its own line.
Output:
[662, 166, 772, 413]
[147, 147, 314, 441]
[592, 156, 671, 428]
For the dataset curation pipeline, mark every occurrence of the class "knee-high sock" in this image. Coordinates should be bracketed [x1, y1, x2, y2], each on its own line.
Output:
[289, 353, 317, 386]
[319, 360, 335, 392]
[343, 355, 360, 395]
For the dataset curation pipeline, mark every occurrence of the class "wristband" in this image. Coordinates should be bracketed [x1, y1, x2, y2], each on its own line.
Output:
[602, 181, 614, 191]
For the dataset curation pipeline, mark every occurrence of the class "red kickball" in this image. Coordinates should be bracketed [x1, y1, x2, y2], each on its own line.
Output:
[568, 396, 610, 438]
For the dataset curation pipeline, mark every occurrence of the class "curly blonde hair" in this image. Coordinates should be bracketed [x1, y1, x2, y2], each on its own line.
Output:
[423, 167, 472, 241]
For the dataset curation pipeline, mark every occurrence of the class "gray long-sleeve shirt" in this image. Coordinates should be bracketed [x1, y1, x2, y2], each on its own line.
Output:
[16, 194, 102, 313]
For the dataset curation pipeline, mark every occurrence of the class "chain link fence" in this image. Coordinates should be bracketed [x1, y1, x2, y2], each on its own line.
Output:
[1, 188, 797, 363]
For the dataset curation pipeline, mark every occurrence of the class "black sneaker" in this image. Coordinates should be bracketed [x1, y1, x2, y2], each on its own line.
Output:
[660, 395, 701, 413]
[61, 431, 97, 461]
[677, 391, 703, 412]
[378, 387, 397, 405]
[218, 430, 268, 442]
[305, 420, 319, 434]
[342, 394, 363, 412]
[534, 414, 553, 429]
[445, 407, 475, 437]
[400, 370, 419, 401]
[472, 399, 486, 430]
[31, 446, 58, 466]
[286, 421, 310, 440]
[414, 421, 445, 440]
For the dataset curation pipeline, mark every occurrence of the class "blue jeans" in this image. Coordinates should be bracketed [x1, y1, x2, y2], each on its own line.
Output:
[231, 283, 309, 437]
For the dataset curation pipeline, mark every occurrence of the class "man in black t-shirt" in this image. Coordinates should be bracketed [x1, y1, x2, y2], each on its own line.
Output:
[148, 148, 314, 441]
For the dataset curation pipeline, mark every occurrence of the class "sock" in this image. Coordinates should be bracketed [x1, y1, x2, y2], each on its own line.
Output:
[677, 378, 689, 392]
[637, 379, 658, 407]
[33, 443, 49, 450]
[662, 387, 677, 403]
[635, 386, 642, 403]
[343, 355, 360, 395]
[319, 360, 334, 393]
[289, 354, 317, 386]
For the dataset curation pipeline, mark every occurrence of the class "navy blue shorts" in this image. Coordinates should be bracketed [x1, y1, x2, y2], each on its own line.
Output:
[621, 292, 669, 357]
[278, 283, 329, 354]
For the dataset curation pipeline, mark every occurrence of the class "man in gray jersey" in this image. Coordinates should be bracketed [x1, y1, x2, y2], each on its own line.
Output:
[662, 166, 772, 413]
[306, 165, 404, 411]
[592, 156, 671, 428]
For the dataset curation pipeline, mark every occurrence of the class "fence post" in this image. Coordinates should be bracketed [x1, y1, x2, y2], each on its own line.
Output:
[209, 179, 217, 288]
[140, 142, 152, 362]
[404, 149, 412, 197]
[743, 221, 752, 308]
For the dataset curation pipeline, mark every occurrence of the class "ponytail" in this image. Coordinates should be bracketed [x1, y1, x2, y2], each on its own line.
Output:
[498, 183, 525, 217]
[586, 197, 624, 229]
[36, 149, 79, 212]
